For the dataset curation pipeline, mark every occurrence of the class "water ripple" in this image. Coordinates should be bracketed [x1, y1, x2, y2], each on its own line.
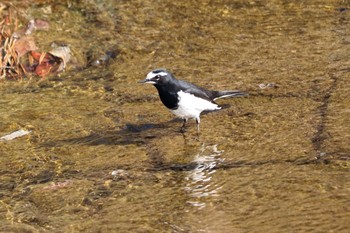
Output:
[184, 144, 224, 209]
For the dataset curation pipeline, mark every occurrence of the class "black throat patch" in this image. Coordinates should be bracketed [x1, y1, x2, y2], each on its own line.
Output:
[154, 84, 179, 110]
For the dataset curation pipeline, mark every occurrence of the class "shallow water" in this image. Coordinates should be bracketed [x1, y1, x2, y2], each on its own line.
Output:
[0, 0, 349, 232]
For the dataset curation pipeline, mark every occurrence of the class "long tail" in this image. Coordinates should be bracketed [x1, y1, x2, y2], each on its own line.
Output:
[213, 90, 248, 100]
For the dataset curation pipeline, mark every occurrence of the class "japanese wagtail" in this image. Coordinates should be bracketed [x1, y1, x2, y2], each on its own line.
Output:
[139, 69, 247, 133]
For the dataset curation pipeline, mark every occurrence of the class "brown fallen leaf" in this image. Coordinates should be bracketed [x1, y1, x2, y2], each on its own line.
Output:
[30, 51, 61, 77]
[25, 19, 50, 35]
[29, 47, 71, 77]
[14, 36, 38, 57]
[13, 18, 50, 38]
[33, 19, 50, 30]
[35, 61, 53, 77]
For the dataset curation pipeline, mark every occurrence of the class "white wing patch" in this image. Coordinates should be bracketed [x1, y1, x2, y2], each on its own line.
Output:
[170, 90, 220, 120]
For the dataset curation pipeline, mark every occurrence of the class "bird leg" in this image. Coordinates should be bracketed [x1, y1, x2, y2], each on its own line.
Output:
[196, 118, 200, 136]
[180, 119, 187, 133]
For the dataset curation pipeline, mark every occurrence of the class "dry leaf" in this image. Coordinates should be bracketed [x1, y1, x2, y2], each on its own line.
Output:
[48, 46, 71, 71]
[13, 36, 38, 57]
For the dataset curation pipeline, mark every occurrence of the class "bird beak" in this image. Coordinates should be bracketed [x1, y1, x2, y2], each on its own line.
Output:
[138, 79, 148, 83]
[138, 78, 156, 84]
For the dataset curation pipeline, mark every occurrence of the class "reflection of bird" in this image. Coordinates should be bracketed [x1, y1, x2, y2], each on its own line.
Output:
[139, 69, 247, 134]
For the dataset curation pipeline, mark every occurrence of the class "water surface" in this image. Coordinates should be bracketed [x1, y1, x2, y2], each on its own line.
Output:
[0, 0, 349, 232]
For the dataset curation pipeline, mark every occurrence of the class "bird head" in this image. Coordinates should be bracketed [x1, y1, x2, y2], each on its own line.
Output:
[139, 69, 172, 85]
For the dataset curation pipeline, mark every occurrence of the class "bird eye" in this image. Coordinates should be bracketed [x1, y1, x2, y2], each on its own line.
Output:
[154, 75, 161, 80]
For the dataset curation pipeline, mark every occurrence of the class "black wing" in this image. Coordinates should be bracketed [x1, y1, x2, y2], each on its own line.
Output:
[177, 79, 216, 102]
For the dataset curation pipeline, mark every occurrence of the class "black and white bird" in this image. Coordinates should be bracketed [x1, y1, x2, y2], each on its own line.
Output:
[139, 69, 247, 133]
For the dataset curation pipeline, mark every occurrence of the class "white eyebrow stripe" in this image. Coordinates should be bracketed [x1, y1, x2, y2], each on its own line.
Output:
[146, 71, 168, 80]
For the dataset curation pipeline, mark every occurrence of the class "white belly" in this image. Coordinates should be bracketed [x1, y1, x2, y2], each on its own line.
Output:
[170, 91, 220, 120]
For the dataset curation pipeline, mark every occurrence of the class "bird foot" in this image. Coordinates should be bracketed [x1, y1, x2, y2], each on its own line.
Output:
[180, 127, 187, 133]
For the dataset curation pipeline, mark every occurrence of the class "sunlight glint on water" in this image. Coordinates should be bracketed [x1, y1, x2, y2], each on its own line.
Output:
[184, 144, 225, 209]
